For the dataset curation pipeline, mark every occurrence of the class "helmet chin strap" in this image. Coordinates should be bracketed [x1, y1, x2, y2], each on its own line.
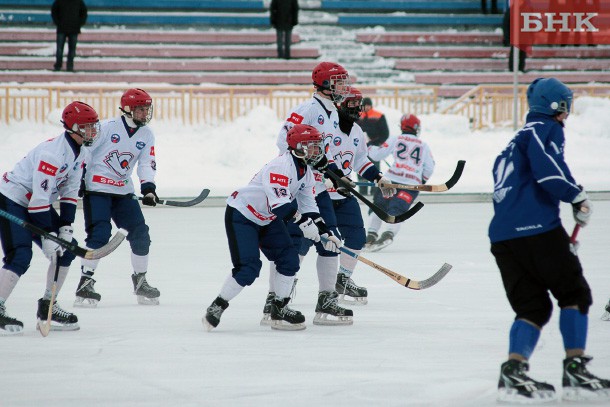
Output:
[123, 114, 142, 128]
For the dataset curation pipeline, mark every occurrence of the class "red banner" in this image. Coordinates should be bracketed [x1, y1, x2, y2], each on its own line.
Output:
[510, 0, 610, 51]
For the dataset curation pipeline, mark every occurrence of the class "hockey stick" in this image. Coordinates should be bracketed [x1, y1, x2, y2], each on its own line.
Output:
[327, 239, 452, 290]
[0, 208, 127, 260]
[84, 188, 210, 207]
[37, 256, 60, 337]
[570, 224, 580, 244]
[323, 169, 424, 224]
[353, 160, 466, 192]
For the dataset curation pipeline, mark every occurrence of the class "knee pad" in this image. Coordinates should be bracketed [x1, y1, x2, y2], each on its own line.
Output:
[127, 223, 151, 256]
[232, 258, 262, 286]
[341, 225, 366, 250]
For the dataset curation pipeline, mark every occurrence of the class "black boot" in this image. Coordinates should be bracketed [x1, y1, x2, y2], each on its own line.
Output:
[563, 355, 610, 401]
[270, 297, 305, 331]
[203, 296, 229, 330]
[497, 359, 555, 402]
[36, 298, 79, 331]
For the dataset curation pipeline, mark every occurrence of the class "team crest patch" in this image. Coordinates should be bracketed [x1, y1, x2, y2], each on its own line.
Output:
[59, 163, 68, 173]
[318, 115, 324, 125]
[136, 141, 146, 150]
[111, 134, 120, 143]
[333, 136, 342, 146]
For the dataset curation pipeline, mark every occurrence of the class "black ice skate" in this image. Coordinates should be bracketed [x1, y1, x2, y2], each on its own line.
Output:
[336, 272, 368, 305]
[270, 297, 305, 331]
[368, 231, 394, 253]
[74, 276, 101, 308]
[497, 359, 556, 403]
[601, 300, 610, 321]
[363, 232, 378, 251]
[203, 296, 229, 331]
[313, 291, 353, 326]
[259, 292, 275, 326]
[36, 298, 79, 331]
[131, 273, 160, 305]
[562, 355, 610, 401]
[0, 303, 23, 335]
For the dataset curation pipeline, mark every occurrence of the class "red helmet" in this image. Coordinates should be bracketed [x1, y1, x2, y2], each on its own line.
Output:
[61, 101, 100, 146]
[400, 113, 421, 136]
[287, 124, 324, 164]
[339, 87, 363, 121]
[120, 88, 153, 126]
[311, 62, 351, 103]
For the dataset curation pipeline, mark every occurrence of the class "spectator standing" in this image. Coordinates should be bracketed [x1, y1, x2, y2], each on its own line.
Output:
[270, 0, 299, 59]
[51, 0, 88, 72]
[356, 97, 389, 195]
[481, 0, 500, 14]
[502, 0, 526, 72]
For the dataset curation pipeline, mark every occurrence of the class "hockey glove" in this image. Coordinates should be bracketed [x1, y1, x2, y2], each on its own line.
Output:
[324, 168, 354, 198]
[57, 225, 73, 256]
[294, 213, 320, 242]
[572, 189, 592, 227]
[41, 233, 62, 262]
[375, 174, 396, 198]
[313, 217, 342, 253]
[142, 188, 159, 207]
[311, 154, 329, 172]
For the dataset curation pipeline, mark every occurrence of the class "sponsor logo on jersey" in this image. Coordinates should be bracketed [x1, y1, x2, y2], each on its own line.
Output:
[318, 115, 324, 125]
[136, 141, 146, 150]
[270, 173, 289, 187]
[397, 190, 413, 204]
[92, 175, 127, 187]
[150, 146, 155, 156]
[37, 161, 58, 176]
[333, 136, 342, 146]
[287, 112, 304, 125]
[110, 134, 120, 143]
[59, 163, 68, 173]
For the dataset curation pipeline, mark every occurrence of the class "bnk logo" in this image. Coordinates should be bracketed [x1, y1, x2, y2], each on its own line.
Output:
[510, 0, 610, 48]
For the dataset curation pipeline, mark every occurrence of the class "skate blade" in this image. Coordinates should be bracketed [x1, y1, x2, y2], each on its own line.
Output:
[313, 312, 353, 326]
[497, 388, 557, 404]
[601, 311, 610, 321]
[270, 320, 306, 331]
[260, 314, 272, 326]
[337, 294, 368, 306]
[74, 297, 99, 308]
[202, 317, 216, 332]
[136, 295, 159, 306]
[0, 324, 24, 335]
[563, 387, 610, 402]
[37, 320, 80, 332]
[368, 240, 392, 253]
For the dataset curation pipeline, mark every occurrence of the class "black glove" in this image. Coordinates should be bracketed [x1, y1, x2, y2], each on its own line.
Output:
[323, 167, 353, 197]
[141, 188, 159, 207]
[312, 155, 329, 172]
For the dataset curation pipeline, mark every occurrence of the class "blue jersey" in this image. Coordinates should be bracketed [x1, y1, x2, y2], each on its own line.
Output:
[489, 112, 582, 243]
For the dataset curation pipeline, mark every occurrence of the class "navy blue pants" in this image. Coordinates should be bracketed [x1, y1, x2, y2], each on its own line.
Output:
[83, 194, 150, 256]
[295, 191, 340, 257]
[333, 196, 366, 250]
[225, 206, 299, 287]
[0, 193, 76, 276]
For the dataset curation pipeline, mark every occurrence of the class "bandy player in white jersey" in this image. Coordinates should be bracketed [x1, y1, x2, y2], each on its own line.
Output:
[365, 113, 435, 252]
[75, 88, 161, 308]
[203, 124, 342, 331]
[0, 101, 100, 334]
[263, 62, 359, 325]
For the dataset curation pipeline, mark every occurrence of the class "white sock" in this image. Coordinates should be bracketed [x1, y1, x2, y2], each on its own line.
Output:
[368, 214, 383, 235]
[44, 264, 69, 300]
[268, 262, 277, 293]
[218, 275, 244, 302]
[339, 248, 360, 278]
[0, 268, 20, 302]
[386, 223, 401, 235]
[316, 255, 338, 292]
[274, 273, 295, 299]
[131, 252, 148, 274]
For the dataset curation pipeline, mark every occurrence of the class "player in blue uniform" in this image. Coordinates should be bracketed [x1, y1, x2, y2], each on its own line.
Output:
[490, 78, 610, 403]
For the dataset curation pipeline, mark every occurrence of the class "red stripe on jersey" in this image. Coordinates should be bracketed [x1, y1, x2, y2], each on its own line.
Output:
[269, 173, 289, 187]
[287, 112, 304, 125]
[246, 204, 276, 221]
[37, 161, 58, 176]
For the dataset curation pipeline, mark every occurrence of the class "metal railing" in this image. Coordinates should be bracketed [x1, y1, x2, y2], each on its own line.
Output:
[0, 85, 439, 125]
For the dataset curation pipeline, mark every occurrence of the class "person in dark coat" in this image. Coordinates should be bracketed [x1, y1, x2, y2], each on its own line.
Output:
[356, 97, 389, 195]
[502, 0, 526, 72]
[51, 0, 88, 72]
[270, 0, 299, 59]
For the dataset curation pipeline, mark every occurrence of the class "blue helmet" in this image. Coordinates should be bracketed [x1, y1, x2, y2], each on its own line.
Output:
[526, 77, 573, 116]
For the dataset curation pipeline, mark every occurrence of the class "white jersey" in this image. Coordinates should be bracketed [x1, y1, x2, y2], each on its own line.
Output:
[325, 122, 376, 200]
[0, 133, 87, 216]
[368, 133, 435, 185]
[227, 152, 319, 226]
[84, 116, 156, 194]
[276, 94, 341, 196]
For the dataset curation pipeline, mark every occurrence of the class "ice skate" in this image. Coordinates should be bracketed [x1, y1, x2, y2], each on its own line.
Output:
[601, 300, 610, 321]
[260, 292, 275, 326]
[368, 231, 394, 252]
[74, 275, 101, 308]
[131, 272, 160, 305]
[313, 291, 353, 326]
[562, 355, 610, 401]
[203, 296, 229, 331]
[336, 272, 368, 305]
[36, 298, 79, 331]
[270, 297, 306, 331]
[363, 232, 378, 251]
[0, 303, 23, 335]
[497, 359, 556, 403]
